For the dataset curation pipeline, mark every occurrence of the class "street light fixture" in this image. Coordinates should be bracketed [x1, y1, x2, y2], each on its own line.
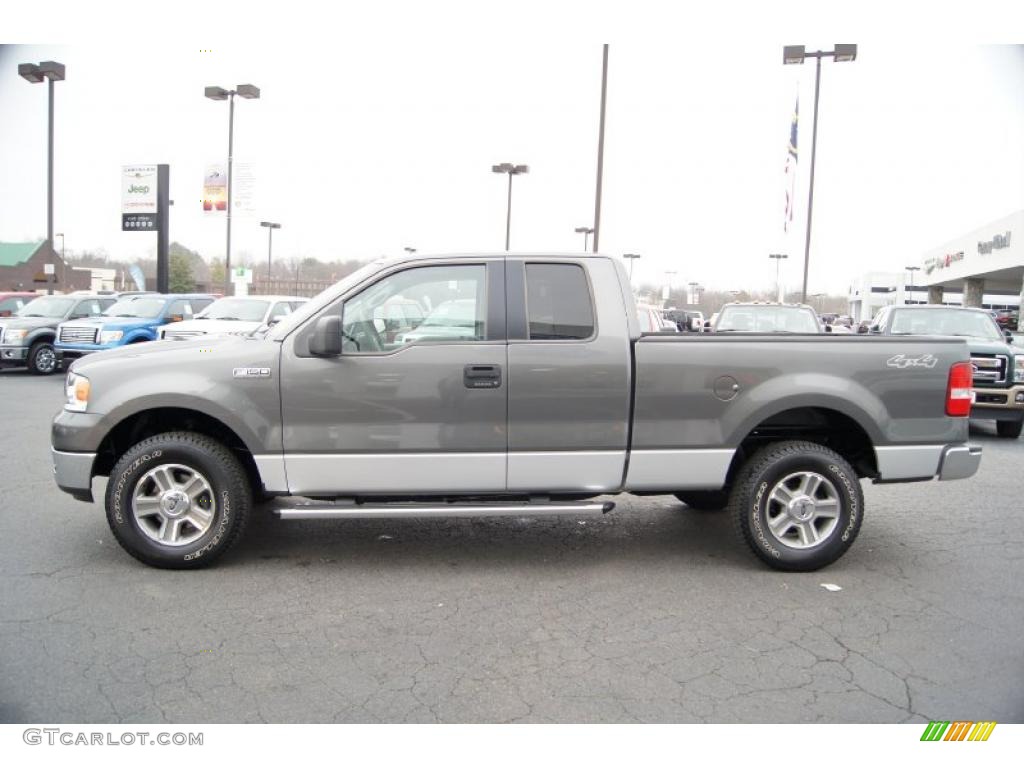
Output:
[769, 253, 788, 302]
[623, 253, 641, 282]
[19, 59, 65, 267]
[574, 226, 594, 252]
[260, 221, 281, 280]
[404, 247, 417, 254]
[782, 44, 858, 303]
[905, 265, 920, 305]
[206, 82, 261, 294]
[492, 163, 528, 251]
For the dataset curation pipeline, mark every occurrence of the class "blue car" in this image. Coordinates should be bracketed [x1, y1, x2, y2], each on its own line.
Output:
[55, 294, 215, 364]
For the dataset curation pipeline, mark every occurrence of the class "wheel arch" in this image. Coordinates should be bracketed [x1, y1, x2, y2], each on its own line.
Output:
[93, 407, 262, 494]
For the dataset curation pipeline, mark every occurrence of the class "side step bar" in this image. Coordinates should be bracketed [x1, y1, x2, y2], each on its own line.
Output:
[274, 500, 615, 520]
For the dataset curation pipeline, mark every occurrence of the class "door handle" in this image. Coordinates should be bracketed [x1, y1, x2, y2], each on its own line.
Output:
[464, 364, 502, 389]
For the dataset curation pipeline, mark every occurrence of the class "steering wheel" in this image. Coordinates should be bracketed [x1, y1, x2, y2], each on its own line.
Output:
[345, 319, 383, 352]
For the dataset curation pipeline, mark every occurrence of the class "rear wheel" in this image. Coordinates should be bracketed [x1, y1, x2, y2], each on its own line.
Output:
[674, 490, 729, 511]
[105, 431, 252, 569]
[996, 419, 1022, 439]
[730, 440, 863, 571]
[27, 340, 59, 375]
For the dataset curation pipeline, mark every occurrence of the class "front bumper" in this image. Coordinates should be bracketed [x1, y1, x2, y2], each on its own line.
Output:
[52, 448, 96, 503]
[0, 345, 28, 364]
[937, 443, 982, 482]
[971, 384, 1024, 414]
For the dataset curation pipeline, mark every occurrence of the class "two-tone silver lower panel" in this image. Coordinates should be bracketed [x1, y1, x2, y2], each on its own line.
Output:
[624, 449, 735, 491]
[874, 445, 945, 480]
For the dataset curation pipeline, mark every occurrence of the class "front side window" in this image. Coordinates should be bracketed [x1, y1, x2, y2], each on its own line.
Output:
[341, 264, 486, 353]
[525, 263, 595, 340]
[165, 300, 193, 321]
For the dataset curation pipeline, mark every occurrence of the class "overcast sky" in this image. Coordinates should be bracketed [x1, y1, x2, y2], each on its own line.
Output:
[2, 5, 1023, 295]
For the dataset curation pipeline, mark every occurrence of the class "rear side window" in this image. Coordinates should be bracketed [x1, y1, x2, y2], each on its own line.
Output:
[525, 263, 595, 340]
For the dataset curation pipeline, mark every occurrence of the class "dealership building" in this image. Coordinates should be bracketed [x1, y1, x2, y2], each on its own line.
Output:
[849, 209, 1023, 323]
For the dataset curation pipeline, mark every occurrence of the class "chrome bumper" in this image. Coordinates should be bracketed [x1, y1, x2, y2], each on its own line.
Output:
[52, 448, 96, 502]
[937, 444, 982, 482]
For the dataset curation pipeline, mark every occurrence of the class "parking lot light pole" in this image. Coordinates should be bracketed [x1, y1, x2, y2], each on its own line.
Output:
[575, 226, 594, 252]
[492, 163, 528, 251]
[260, 221, 281, 281]
[623, 253, 641, 283]
[783, 44, 857, 303]
[769, 253, 788, 302]
[905, 265, 920, 305]
[206, 83, 260, 294]
[19, 60, 65, 265]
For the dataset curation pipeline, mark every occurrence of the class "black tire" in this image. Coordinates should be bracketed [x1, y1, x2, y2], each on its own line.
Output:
[105, 431, 252, 569]
[996, 420, 1022, 439]
[27, 340, 59, 375]
[674, 490, 729, 511]
[730, 440, 863, 571]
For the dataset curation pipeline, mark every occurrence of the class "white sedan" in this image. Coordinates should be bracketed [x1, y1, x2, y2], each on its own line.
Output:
[159, 295, 307, 340]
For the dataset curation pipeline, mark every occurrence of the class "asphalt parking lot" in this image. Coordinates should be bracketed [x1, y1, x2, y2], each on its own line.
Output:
[1, 367, 1022, 724]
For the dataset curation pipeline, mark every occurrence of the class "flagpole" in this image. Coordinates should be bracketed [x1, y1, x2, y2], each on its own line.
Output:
[801, 55, 822, 304]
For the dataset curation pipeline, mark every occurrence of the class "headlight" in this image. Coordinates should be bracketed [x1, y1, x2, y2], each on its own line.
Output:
[99, 330, 124, 344]
[65, 372, 90, 413]
[1015, 357, 1024, 384]
[4, 328, 27, 343]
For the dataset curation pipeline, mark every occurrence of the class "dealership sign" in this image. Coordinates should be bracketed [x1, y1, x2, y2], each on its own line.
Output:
[121, 165, 159, 230]
[978, 231, 1011, 255]
[924, 250, 965, 275]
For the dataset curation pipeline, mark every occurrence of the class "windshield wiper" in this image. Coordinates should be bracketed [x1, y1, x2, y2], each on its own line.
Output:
[21, 313, 45, 317]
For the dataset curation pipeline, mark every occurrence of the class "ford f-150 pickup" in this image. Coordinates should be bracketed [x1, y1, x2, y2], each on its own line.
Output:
[51, 253, 982, 571]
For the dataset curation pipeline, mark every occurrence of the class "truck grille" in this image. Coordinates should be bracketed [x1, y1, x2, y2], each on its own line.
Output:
[59, 326, 99, 344]
[161, 329, 205, 341]
[970, 355, 1008, 386]
[0, 325, 5, 343]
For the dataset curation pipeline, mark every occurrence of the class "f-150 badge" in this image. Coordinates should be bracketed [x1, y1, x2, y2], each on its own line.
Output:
[886, 354, 938, 369]
[232, 367, 272, 378]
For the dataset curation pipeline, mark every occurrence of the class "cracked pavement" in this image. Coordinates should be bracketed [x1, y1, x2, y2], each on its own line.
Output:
[1, 369, 1022, 723]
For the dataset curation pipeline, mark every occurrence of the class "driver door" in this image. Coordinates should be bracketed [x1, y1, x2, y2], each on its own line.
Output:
[279, 259, 508, 496]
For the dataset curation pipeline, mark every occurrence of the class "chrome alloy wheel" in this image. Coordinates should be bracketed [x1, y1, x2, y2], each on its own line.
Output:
[132, 464, 216, 547]
[765, 471, 841, 550]
[35, 346, 57, 373]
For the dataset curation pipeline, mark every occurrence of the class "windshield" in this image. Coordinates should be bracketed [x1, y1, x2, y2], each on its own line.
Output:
[890, 309, 1003, 340]
[197, 298, 269, 322]
[268, 260, 384, 340]
[103, 297, 167, 319]
[420, 300, 476, 328]
[16, 297, 74, 318]
[716, 305, 820, 333]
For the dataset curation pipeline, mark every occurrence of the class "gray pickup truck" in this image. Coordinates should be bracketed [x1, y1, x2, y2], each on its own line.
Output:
[51, 253, 981, 571]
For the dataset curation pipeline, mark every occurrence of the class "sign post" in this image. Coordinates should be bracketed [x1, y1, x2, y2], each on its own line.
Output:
[121, 164, 169, 292]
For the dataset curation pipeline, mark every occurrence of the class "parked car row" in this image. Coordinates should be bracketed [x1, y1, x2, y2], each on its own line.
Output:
[0, 292, 309, 375]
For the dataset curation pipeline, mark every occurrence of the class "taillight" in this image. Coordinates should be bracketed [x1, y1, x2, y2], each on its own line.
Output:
[946, 361, 973, 417]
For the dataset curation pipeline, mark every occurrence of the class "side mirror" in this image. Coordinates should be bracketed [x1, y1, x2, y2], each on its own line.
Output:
[268, 316, 283, 326]
[168, 314, 184, 324]
[309, 315, 342, 357]
[688, 318, 701, 332]
[824, 324, 833, 333]
[1005, 329, 1013, 342]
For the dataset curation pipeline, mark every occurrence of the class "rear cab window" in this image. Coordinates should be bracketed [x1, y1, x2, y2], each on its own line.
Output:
[525, 263, 595, 340]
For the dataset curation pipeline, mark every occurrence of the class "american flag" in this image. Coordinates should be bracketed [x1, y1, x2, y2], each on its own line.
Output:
[783, 97, 799, 232]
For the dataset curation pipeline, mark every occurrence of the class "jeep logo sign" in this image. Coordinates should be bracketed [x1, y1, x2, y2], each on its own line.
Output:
[121, 165, 158, 215]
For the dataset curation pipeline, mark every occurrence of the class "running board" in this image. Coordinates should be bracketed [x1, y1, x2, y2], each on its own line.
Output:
[274, 500, 614, 520]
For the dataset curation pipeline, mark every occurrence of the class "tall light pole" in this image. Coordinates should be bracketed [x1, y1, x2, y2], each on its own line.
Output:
[769, 253, 788, 302]
[260, 221, 281, 282]
[56, 232, 65, 293]
[783, 44, 857, 303]
[206, 83, 260, 294]
[574, 226, 594, 252]
[491, 163, 528, 251]
[905, 265, 920, 305]
[19, 60, 64, 266]
[592, 44, 609, 253]
[623, 253, 641, 283]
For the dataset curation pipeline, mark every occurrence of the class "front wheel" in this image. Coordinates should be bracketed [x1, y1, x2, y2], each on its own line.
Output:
[730, 440, 863, 571]
[27, 340, 59, 375]
[996, 419, 1023, 439]
[105, 431, 252, 569]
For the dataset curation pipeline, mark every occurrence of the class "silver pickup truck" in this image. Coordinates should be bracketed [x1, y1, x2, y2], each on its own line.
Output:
[51, 253, 981, 571]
